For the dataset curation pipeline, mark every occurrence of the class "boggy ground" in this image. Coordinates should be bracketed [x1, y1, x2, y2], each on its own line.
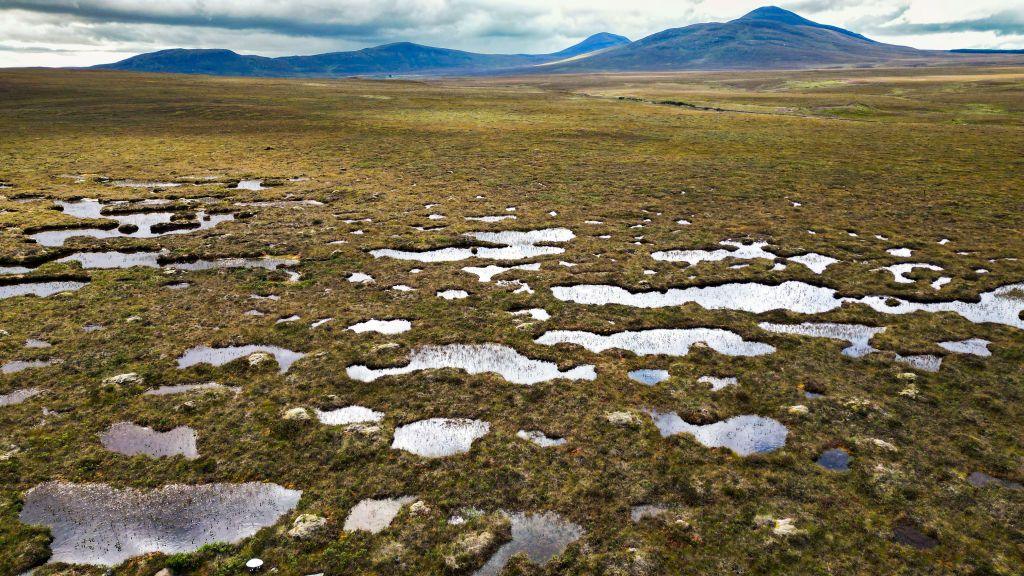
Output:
[0, 66, 1022, 575]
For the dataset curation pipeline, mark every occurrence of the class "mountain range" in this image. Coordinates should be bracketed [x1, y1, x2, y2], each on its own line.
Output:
[95, 31, 632, 77]
[93, 6, 999, 77]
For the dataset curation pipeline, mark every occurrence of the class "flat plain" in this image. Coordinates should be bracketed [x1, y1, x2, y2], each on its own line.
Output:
[0, 65, 1022, 575]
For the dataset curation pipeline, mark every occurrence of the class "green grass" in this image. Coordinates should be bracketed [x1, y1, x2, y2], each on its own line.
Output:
[0, 66, 1022, 575]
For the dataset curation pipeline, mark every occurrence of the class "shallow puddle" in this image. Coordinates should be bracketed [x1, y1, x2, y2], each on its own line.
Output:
[144, 382, 238, 396]
[315, 405, 384, 426]
[463, 263, 540, 282]
[372, 228, 573, 263]
[787, 253, 839, 274]
[646, 410, 788, 456]
[347, 343, 596, 385]
[348, 319, 412, 334]
[816, 448, 851, 471]
[373, 245, 558, 262]
[876, 263, 943, 284]
[698, 376, 738, 391]
[234, 199, 322, 208]
[30, 200, 233, 247]
[857, 284, 1024, 329]
[651, 241, 835, 272]
[57, 251, 161, 269]
[895, 354, 942, 372]
[511, 308, 550, 321]
[1, 359, 60, 374]
[370, 247, 471, 263]
[166, 257, 298, 278]
[343, 496, 416, 533]
[516, 430, 566, 447]
[177, 345, 306, 374]
[892, 519, 938, 550]
[56, 199, 104, 219]
[758, 322, 885, 358]
[628, 369, 669, 386]
[0, 387, 42, 407]
[499, 279, 534, 294]
[111, 180, 183, 188]
[0, 280, 88, 299]
[18, 482, 300, 565]
[938, 338, 991, 357]
[467, 228, 574, 245]
[652, 240, 774, 266]
[391, 418, 490, 458]
[474, 512, 583, 576]
[234, 179, 264, 190]
[551, 281, 842, 314]
[555, 282, 1024, 330]
[100, 422, 198, 459]
[630, 505, 669, 522]
[535, 328, 774, 357]
[251, 294, 280, 301]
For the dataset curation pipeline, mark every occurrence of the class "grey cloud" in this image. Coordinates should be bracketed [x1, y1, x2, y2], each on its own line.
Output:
[0, 43, 85, 52]
[875, 10, 1024, 37]
[2, 0, 1023, 65]
[0, 1, 639, 57]
[0, 1, 531, 41]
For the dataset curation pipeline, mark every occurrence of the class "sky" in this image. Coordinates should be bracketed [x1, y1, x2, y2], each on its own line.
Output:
[1, 0, 1023, 68]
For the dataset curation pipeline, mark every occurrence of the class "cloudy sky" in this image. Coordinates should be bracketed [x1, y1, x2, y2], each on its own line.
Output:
[1, 0, 1023, 67]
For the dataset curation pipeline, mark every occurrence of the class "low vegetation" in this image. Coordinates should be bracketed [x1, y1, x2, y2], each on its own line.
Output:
[0, 65, 1021, 575]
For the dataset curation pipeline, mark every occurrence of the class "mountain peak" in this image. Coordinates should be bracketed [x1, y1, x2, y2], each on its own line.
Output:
[549, 32, 630, 58]
[732, 5, 872, 41]
[584, 32, 631, 43]
[736, 6, 804, 23]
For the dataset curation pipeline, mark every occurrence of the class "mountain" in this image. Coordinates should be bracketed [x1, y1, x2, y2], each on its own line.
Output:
[548, 33, 631, 58]
[94, 33, 629, 77]
[95, 49, 292, 76]
[543, 6, 923, 73]
[951, 48, 1024, 54]
[736, 6, 873, 42]
[94, 6, 991, 77]
[275, 42, 541, 76]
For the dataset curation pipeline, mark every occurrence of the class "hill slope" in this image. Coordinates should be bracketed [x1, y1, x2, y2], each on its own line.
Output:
[94, 33, 630, 77]
[548, 33, 631, 58]
[545, 6, 922, 72]
[92, 6, 962, 77]
[91, 49, 293, 76]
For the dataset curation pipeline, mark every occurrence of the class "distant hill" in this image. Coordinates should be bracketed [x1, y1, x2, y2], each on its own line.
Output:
[94, 33, 630, 77]
[543, 6, 923, 73]
[93, 7, 1016, 77]
[548, 33, 632, 58]
[950, 48, 1024, 54]
[95, 49, 293, 76]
